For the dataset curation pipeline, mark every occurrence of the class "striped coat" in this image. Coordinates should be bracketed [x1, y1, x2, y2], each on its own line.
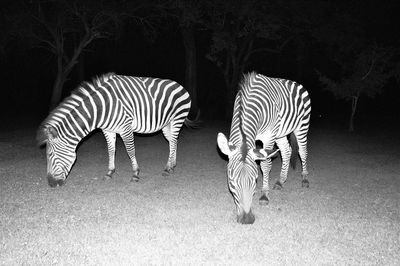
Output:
[38, 73, 195, 187]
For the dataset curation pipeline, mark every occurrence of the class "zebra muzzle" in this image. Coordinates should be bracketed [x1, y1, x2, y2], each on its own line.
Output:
[237, 210, 255, 224]
[47, 175, 65, 187]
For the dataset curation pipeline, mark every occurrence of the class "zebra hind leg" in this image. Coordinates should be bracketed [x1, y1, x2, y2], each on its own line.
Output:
[103, 130, 117, 180]
[294, 130, 309, 188]
[161, 121, 182, 176]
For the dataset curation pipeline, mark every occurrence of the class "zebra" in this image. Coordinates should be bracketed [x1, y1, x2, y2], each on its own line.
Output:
[217, 72, 311, 224]
[37, 73, 198, 187]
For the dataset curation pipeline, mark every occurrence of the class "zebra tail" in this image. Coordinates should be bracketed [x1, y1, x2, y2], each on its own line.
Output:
[184, 109, 202, 129]
[289, 133, 298, 170]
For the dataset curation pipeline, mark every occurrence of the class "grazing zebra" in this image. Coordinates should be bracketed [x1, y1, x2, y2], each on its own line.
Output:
[37, 73, 197, 187]
[217, 72, 311, 224]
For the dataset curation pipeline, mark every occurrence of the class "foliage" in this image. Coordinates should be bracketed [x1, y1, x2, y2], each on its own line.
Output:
[10, 0, 128, 54]
[201, 0, 289, 117]
[151, 0, 205, 117]
[174, 0, 203, 27]
[313, 2, 399, 100]
[3, 0, 159, 109]
[317, 46, 397, 100]
[313, 2, 399, 131]
[205, 0, 282, 70]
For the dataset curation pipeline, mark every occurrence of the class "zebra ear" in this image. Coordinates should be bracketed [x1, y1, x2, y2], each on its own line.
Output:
[217, 133, 236, 157]
[36, 126, 48, 146]
[250, 148, 280, 160]
[45, 126, 58, 140]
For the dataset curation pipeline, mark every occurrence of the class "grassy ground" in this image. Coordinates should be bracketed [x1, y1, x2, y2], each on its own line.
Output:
[0, 120, 399, 265]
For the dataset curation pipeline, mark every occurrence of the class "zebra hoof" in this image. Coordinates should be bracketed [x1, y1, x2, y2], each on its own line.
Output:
[130, 175, 139, 182]
[259, 194, 269, 205]
[103, 170, 115, 180]
[302, 179, 309, 188]
[103, 174, 112, 180]
[162, 168, 174, 176]
[273, 181, 283, 190]
[162, 171, 169, 177]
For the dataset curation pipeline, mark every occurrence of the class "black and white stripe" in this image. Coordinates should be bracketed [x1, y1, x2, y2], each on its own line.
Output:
[37, 73, 193, 187]
[217, 72, 311, 224]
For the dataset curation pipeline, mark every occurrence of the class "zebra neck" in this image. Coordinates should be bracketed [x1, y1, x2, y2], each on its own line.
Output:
[230, 131, 256, 149]
[47, 111, 94, 148]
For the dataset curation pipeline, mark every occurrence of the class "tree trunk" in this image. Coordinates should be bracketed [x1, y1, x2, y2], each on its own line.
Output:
[223, 36, 254, 119]
[349, 95, 359, 132]
[49, 72, 66, 111]
[48, 32, 94, 111]
[77, 53, 85, 82]
[224, 62, 240, 119]
[295, 36, 306, 82]
[49, 51, 66, 111]
[48, 55, 80, 111]
[181, 25, 198, 119]
[225, 83, 236, 119]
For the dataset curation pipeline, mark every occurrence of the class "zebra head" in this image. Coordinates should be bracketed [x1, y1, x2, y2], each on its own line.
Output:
[217, 132, 279, 224]
[37, 125, 77, 187]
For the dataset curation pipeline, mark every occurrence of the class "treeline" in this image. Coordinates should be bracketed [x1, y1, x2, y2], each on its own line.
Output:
[1, 0, 399, 130]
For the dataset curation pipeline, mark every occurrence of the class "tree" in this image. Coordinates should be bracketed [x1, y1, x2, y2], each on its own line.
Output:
[8, 0, 153, 111]
[204, 0, 286, 117]
[178, 0, 202, 118]
[29, 0, 125, 110]
[153, 0, 202, 118]
[317, 46, 397, 132]
[0, 5, 10, 58]
[313, 4, 398, 132]
[0, 0, 32, 59]
[275, 1, 330, 82]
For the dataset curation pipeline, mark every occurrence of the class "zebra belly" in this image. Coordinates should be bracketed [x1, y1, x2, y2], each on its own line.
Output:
[255, 131, 276, 149]
[131, 117, 170, 134]
[255, 120, 299, 148]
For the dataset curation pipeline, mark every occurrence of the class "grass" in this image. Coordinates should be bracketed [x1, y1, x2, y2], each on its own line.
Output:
[0, 121, 399, 265]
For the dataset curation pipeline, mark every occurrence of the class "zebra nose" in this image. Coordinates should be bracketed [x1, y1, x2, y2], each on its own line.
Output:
[237, 210, 255, 224]
[47, 175, 65, 187]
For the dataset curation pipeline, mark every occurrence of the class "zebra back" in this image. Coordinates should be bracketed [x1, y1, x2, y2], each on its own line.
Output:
[37, 73, 192, 146]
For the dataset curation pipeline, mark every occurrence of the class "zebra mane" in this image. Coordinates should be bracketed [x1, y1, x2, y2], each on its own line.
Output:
[236, 81, 247, 161]
[37, 72, 117, 145]
[92, 72, 116, 87]
[75, 72, 116, 95]
[239, 71, 258, 93]
[237, 71, 259, 160]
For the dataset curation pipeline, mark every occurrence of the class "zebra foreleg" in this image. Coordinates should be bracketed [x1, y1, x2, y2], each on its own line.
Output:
[120, 131, 140, 182]
[273, 137, 292, 190]
[103, 130, 117, 180]
[259, 159, 272, 205]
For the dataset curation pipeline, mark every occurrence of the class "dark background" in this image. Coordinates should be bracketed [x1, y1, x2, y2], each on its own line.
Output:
[1, 0, 399, 132]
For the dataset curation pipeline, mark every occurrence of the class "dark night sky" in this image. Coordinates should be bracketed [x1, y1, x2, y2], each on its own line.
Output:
[1, 0, 399, 130]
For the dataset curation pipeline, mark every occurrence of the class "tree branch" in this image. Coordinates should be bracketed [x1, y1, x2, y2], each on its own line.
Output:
[361, 53, 376, 80]
[29, 15, 59, 53]
[249, 47, 280, 56]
